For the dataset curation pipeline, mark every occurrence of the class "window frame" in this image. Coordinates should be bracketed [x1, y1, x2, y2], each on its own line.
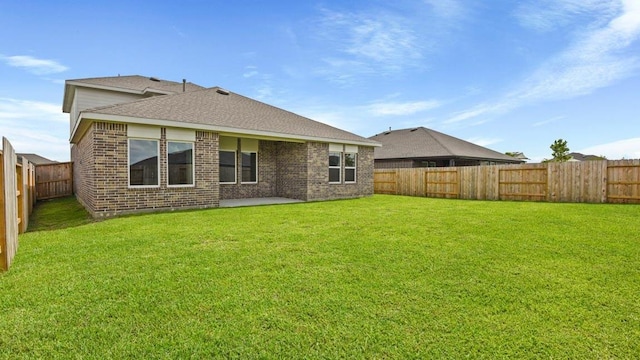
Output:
[344, 152, 357, 183]
[241, 151, 258, 184]
[219, 150, 237, 184]
[167, 140, 195, 187]
[128, 138, 160, 188]
[329, 151, 342, 184]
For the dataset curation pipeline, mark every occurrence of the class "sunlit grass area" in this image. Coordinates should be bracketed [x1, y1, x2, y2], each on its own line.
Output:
[2, 195, 639, 358]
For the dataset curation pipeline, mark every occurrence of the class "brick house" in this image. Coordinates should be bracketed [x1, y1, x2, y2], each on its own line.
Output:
[369, 127, 523, 168]
[63, 75, 379, 217]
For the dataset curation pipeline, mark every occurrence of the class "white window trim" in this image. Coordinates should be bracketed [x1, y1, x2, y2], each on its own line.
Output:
[240, 151, 259, 184]
[344, 152, 357, 183]
[167, 140, 195, 188]
[128, 138, 160, 188]
[219, 150, 237, 184]
[329, 151, 342, 184]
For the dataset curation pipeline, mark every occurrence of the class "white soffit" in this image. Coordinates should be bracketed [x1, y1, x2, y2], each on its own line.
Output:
[166, 128, 195, 142]
[241, 138, 259, 152]
[219, 136, 238, 150]
[345, 145, 358, 153]
[329, 143, 343, 152]
[127, 124, 160, 139]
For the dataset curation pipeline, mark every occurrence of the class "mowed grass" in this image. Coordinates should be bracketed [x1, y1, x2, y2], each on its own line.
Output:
[1, 195, 639, 358]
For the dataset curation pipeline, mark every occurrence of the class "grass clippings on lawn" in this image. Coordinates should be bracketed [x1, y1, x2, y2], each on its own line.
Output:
[1, 195, 639, 358]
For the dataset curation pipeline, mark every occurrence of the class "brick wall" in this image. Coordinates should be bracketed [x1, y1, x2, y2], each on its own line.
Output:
[276, 142, 309, 200]
[73, 122, 219, 217]
[220, 140, 278, 200]
[71, 125, 97, 213]
[306, 143, 374, 201]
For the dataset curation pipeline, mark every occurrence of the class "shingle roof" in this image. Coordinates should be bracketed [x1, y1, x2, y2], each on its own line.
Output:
[80, 87, 379, 146]
[369, 127, 522, 162]
[17, 153, 57, 165]
[63, 75, 205, 112]
[66, 75, 204, 94]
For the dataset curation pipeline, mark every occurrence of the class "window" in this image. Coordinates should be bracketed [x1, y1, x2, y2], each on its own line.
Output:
[219, 136, 238, 184]
[329, 151, 341, 183]
[129, 139, 159, 187]
[168, 141, 194, 186]
[241, 152, 257, 183]
[344, 152, 357, 183]
[241, 138, 258, 183]
[220, 151, 236, 184]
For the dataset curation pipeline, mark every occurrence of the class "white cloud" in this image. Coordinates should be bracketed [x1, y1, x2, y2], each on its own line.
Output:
[444, 1, 640, 124]
[366, 100, 441, 116]
[580, 137, 640, 159]
[532, 115, 566, 127]
[0, 98, 66, 122]
[0, 55, 68, 75]
[0, 98, 69, 161]
[466, 137, 503, 147]
[514, 0, 618, 32]
[423, 0, 465, 19]
[315, 9, 423, 74]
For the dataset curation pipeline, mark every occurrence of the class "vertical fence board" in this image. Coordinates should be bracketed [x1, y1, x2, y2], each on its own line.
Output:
[1, 138, 19, 271]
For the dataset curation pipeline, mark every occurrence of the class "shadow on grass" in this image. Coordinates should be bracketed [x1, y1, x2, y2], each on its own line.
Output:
[27, 196, 94, 232]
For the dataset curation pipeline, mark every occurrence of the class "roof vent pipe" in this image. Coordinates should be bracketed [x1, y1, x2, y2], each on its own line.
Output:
[183, 79, 186, 92]
[216, 88, 230, 95]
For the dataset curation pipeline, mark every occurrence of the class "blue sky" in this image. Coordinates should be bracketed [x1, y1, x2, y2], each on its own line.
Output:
[1, 0, 639, 162]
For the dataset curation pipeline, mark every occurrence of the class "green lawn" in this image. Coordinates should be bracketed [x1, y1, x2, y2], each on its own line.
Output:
[1, 195, 639, 358]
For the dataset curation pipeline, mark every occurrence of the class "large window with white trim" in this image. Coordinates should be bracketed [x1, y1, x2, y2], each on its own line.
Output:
[329, 146, 342, 184]
[167, 141, 194, 186]
[129, 139, 159, 187]
[344, 152, 357, 183]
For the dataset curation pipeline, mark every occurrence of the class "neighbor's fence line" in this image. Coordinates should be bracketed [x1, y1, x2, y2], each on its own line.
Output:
[1, 137, 36, 271]
[374, 159, 640, 204]
[36, 162, 73, 200]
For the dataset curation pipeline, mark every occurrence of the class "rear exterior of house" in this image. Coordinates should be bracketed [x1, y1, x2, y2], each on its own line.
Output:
[64, 76, 378, 217]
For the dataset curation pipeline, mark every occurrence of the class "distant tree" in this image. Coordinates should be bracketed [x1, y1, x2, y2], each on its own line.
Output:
[550, 139, 571, 162]
[505, 152, 519, 157]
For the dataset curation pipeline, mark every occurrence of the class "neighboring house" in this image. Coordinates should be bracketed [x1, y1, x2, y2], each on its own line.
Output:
[16, 153, 58, 165]
[63, 75, 379, 217]
[369, 127, 524, 168]
[506, 152, 529, 162]
[568, 152, 605, 162]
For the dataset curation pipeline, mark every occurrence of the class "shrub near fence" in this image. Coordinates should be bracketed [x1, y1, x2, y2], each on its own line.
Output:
[374, 159, 640, 204]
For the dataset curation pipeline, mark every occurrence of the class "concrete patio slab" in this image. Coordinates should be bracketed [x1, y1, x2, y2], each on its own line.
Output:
[219, 197, 304, 208]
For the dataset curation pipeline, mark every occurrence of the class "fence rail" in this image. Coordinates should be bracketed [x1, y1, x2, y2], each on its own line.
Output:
[374, 160, 640, 204]
[1, 137, 36, 271]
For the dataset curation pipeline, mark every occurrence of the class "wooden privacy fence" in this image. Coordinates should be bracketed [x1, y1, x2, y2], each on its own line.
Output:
[374, 159, 640, 204]
[1, 137, 36, 271]
[36, 162, 73, 200]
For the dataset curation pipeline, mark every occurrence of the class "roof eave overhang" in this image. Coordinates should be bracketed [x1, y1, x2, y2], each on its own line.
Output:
[71, 113, 381, 147]
[374, 155, 523, 163]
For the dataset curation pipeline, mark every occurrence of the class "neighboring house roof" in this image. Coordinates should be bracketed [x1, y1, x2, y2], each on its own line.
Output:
[507, 151, 530, 160]
[62, 75, 205, 113]
[74, 86, 379, 147]
[17, 153, 57, 165]
[369, 127, 523, 163]
[568, 152, 604, 161]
